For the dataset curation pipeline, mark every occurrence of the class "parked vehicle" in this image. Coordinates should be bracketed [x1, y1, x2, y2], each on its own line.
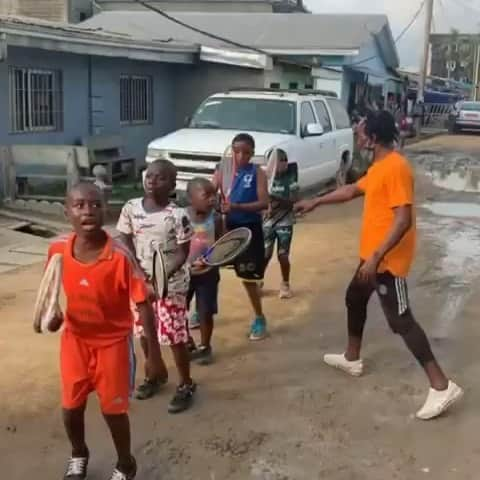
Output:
[146, 89, 354, 192]
[449, 101, 480, 133]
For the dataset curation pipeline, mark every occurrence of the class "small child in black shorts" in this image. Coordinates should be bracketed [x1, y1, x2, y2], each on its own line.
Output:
[186, 178, 223, 365]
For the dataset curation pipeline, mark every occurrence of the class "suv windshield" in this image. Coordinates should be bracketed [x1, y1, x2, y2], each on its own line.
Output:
[190, 97, 297, 134]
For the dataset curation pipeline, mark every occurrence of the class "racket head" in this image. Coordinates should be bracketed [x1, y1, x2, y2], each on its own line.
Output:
[152, 246, 168, 299]
[203, 227, 252, 267]
[265, 148, 279, 193]
[33, 253, 63, 333]
[219, 145, 235, 199]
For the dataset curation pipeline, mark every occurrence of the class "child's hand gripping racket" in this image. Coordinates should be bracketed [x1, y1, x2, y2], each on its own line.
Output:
[190, 227, 252, 276]
[33, 253, 64, 333]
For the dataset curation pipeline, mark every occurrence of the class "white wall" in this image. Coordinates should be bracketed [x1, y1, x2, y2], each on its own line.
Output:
[264, 63, 313, 89]
[0, 0, 68, 21]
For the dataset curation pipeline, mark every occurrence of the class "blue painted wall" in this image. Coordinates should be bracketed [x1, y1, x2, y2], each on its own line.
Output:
[317, 38, 392, 107]
[0, 46, 90, 146]
[90, 57, 176, 162]
[0, 46, 178, 164]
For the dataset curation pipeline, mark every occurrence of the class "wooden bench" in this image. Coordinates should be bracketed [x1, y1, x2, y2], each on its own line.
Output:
[82, 135, 135, 182]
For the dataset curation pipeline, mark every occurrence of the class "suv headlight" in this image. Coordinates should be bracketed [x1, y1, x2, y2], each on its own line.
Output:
[147, 148, 169, 160]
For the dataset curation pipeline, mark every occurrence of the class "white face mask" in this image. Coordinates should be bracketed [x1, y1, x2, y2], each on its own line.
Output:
[360, 148, 375, 166]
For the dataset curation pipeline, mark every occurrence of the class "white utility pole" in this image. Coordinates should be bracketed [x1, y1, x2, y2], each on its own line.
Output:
[418, 0, 434, 102]
[474, 43, 480, 101]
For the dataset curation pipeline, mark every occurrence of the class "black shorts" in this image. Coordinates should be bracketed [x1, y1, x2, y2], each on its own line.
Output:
[187, 269, 220, 317]
[226, 221, 265, 282]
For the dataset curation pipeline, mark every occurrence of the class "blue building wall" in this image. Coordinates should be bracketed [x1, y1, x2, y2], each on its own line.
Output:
[318, 38, 393, 108]
[0, 46, 178, 164]
[0, 47, 91, 146]
[90, 57, 177, 162]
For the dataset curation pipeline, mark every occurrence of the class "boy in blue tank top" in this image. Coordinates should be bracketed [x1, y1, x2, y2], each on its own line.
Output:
[217, 133, 269, 341]
[186, 178, 222, 364]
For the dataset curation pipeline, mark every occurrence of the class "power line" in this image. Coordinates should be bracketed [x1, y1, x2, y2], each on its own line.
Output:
[395, 0, 426, 43]
[349, 0, 426, 67]
[132, 0, 425, 69]
[133, 0, 269, 56]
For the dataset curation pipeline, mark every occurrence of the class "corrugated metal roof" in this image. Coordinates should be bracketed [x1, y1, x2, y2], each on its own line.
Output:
[0, 14, 197, 51]
[82, 11, 388, 52]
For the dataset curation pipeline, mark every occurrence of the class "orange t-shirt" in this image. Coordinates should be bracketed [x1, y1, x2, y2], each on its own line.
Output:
[48, 233, 147, 347]
[356, 151, 416, 277]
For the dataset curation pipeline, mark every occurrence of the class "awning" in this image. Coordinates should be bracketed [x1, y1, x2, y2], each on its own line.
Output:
[199, 45, 272, 70]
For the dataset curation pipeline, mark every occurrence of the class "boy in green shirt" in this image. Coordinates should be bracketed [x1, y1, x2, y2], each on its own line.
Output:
[263, 149, 299, 299]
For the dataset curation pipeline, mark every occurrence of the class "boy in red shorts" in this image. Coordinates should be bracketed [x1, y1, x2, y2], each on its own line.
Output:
[37, 182, 160, 480]
[117, 159, 196, 413]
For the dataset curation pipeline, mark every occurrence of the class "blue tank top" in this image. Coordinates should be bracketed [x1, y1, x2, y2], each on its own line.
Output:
[227, 163, 261, 225]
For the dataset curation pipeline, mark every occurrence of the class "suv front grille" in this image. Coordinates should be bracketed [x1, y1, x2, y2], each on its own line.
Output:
[169, 152, 222, 162]
[175, 165, 214, 175]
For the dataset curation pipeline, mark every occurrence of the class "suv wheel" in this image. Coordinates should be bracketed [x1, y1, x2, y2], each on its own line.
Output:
[336, 156, 350, 187]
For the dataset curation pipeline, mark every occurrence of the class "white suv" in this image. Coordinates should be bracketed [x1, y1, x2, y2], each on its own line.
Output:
[146, 89, 354, 192]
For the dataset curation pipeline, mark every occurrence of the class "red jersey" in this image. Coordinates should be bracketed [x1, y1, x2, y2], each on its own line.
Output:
[48, 232, 147, 347]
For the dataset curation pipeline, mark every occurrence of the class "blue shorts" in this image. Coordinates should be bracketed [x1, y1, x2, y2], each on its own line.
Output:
[187, 269, 220, 318]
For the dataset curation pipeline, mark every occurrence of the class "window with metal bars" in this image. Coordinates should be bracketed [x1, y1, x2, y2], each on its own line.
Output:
[9, 67, 63, 133]
[120, 75, 153, 125]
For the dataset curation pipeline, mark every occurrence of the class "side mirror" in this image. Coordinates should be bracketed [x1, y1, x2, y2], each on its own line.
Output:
[304, 123, 324, 137]
[184, 116, 191, 127]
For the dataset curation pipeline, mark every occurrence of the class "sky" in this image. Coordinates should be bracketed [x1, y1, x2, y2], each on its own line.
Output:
[304, 0, 480, 69]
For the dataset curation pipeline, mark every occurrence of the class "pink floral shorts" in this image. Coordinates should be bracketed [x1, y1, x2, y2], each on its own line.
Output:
[133, 294, 188, 346]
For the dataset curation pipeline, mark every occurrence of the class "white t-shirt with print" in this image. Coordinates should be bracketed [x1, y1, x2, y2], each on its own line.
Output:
[116, 199, 193, 295]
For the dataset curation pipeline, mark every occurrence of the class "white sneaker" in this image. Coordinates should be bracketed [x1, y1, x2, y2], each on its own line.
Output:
[323, 353, 364, 377]
[279, 282, 293, 299]
[416, 381, 464, 420]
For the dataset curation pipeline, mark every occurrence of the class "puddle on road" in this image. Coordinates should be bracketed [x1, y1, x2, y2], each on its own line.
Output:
[422, 202, 480, 218]
[420, 205, 480, 338]
[412, 151, 480, 192]
[428, 169, 480, 192]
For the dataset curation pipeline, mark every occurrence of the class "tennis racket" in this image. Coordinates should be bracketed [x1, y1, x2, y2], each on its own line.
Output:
[219, 145, 235, 200]
[190, 227, 252, 276]
[264, 203, 292, 230]
[265, 148, 279, 194]
[33, 253, 63, 333]
[152, 246, 168, 299]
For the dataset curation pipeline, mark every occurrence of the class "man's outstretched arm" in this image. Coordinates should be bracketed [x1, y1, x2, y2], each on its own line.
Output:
[294, 184, 364, 214]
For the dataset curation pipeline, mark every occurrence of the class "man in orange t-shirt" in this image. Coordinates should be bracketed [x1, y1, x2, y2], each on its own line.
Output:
[36, 183, 161, 480]
[295, 111, 463, 421]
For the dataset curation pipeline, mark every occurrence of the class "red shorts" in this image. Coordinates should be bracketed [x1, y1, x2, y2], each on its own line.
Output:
[133, 294, 188, 346]
[60, 330, 135, 415]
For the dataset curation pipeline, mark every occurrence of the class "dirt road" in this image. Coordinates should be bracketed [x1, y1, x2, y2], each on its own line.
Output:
[2, 134, 480, 479]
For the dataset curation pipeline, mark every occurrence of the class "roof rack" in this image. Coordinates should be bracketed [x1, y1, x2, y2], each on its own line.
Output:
[225, 87, 338, 98]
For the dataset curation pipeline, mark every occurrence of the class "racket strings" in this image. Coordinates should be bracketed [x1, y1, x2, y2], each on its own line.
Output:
[207, 238, 245, 264]
[205, 229, 251, 265]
